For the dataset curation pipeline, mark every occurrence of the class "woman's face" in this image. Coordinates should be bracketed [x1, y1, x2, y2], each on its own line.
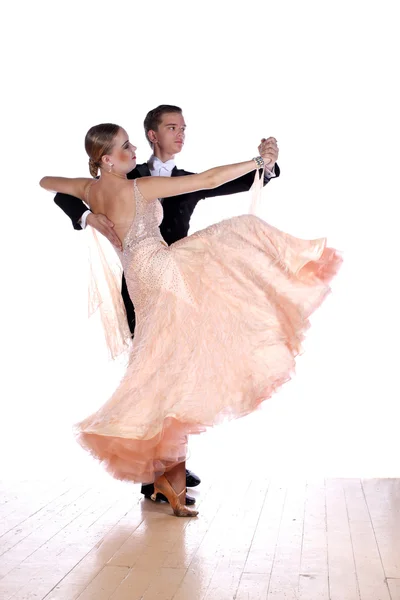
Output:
[104, 128, 137, 174]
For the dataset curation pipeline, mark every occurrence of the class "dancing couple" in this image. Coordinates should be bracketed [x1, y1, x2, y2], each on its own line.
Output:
[41, 105, 341, 516]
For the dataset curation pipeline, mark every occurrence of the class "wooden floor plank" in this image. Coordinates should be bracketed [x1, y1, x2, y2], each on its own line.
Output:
[387, 578, 400, 600]
[76, 565, 130, 600]
[140, 567, 186, 600]
[297, 479, 329, 599]
[265, 479, 306, 599]
[326, 478, 360, 600]
[362, 479, 400, 579]
[173, 474, 255, 600]
[108, 567, 155, 599]
[241, 479, 287, 577]
[203, 477, 269, 599]
[343, 479, 391, 600]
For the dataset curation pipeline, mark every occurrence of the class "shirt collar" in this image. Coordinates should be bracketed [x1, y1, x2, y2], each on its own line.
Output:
[148, 155, 176, 173]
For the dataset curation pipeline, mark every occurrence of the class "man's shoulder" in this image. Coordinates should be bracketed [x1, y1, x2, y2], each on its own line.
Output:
[173, 167, 196, 177]
[127, 162, 150, 179]
[127, 163, 196, 179]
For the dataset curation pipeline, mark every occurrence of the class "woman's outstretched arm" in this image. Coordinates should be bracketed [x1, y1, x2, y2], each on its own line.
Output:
[40, 177, 93, 202]
[137, 158, 265, 202]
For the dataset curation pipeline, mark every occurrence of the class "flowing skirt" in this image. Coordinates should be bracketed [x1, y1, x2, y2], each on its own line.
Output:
[76, 215, 342, 483]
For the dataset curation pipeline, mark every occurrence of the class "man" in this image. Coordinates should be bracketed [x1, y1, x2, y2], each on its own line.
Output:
[54, 104, 280, 504]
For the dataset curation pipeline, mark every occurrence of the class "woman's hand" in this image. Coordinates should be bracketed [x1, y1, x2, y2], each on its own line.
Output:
[258, 137, 279, 168]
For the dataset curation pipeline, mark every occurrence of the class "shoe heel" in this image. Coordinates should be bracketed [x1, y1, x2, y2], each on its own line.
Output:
[150, 487, 160, 502]
[154, 475, 198, 518]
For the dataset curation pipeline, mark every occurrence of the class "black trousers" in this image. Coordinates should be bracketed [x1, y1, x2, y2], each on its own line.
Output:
[121, 274, 136, 336]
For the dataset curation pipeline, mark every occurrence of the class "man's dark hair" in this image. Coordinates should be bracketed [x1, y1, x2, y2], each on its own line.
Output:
[143, 104, 182, 146]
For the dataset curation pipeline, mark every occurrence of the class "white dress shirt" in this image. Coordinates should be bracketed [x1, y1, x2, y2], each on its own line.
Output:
[148, 155, 175, 177]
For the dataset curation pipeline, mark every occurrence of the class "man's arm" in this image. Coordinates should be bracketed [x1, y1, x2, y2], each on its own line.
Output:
[54, 192, 89, 230]
[40, 176, 90, 228]
[47, 181, 122, 249]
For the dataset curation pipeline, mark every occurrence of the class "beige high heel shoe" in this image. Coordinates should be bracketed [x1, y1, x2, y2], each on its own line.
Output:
[151, 475, 199, 517]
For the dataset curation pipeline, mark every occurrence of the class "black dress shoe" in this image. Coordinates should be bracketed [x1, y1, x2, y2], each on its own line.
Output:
[186, 469, 201, 488]
[144, 492, 196, 505]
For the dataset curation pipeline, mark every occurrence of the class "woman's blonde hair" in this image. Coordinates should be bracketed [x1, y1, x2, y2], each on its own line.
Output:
[85, 123, 121, 177]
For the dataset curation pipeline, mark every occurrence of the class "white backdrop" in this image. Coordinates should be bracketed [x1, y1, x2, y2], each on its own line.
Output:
[1, 0, 399, 479]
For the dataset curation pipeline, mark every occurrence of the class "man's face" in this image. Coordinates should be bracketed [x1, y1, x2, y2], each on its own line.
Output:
[149, 112, 186, 155]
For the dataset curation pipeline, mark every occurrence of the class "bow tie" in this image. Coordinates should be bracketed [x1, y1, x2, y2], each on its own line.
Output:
[150, 157, 175, 174]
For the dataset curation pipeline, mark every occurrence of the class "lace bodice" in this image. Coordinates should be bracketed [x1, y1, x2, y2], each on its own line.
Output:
[125, 180, 164, 246]
[115, 180, 196, 313]
[115, 180, 166, 268]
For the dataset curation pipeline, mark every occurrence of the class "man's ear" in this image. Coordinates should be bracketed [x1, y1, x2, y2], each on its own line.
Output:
[147, 129, 158, 144]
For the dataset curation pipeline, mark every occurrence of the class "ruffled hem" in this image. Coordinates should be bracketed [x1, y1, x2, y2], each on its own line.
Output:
[75, 370, 291, 484]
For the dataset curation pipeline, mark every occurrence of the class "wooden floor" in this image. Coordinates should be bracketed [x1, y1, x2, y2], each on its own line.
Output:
[0, 473, 399, 600]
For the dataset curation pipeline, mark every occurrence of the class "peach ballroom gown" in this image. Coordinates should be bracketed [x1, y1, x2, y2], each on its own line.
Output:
[76, 180, 342, 483]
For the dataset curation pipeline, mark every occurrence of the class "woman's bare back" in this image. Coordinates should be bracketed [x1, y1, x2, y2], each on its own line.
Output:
[87, 179, 137, 245]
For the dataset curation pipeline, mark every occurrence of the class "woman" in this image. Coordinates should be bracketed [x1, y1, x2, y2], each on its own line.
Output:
[40, 123, 341, 517]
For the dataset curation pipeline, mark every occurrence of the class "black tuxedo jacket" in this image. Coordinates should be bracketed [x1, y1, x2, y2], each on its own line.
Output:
[54, 161, 280, 334]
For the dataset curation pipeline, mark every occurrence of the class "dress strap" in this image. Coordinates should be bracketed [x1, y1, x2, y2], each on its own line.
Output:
[132, 178, 147, 216]
[133, 178, 148, 201]
[85, 179, 97, 208]
[133, 178, 140, 194]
